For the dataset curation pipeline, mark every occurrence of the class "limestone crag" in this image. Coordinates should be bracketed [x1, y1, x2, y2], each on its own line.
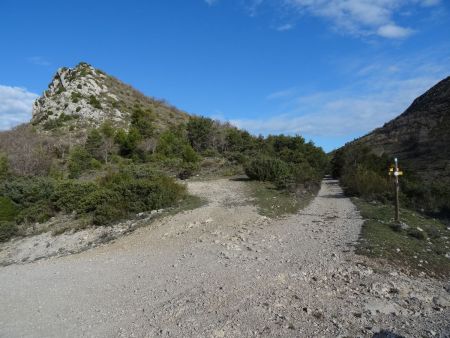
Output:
[31, 62, 189, 133]
[32, 63, 123, 128]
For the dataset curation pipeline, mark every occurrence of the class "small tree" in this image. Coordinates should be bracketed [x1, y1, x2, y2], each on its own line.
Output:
[99, 121, 116, 164]
[85, 129, 103, 161]
[68, 146, 93, 178]
[0, 153, 8, 178]
[115, 128, 140, 157]
[187, 116, 214, 152]
[131, 108, 154, 138]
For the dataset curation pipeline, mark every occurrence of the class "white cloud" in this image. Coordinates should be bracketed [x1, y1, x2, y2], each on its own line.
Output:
[283, 0, 440, 38]
[0, 85, 38, 130]
[204, 0, 219, 6]
[27, 56, 51, 66]
[276, 23, 295, 31]
[231, 51, 450, 139]
[420, 0, 440, 7]
[267, 87, 297, 100]
[377, 24, 414, 38]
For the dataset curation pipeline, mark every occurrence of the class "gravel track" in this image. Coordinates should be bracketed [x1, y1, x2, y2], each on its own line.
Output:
[0, 178, 448, 337]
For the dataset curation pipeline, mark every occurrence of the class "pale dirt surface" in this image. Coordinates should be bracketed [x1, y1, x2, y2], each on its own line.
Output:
[0, 179, 449, 338]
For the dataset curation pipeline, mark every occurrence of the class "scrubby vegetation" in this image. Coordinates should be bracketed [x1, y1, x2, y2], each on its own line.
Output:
[332, 144, 450, 277]
[0, 112, 327, 242]
[354, 198, 450, 278]
[0, 166, 186, 241]
[331, 144, 450, 220]
[247, 180, 315, 218]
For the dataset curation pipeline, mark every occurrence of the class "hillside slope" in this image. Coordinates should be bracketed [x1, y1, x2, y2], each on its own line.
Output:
[353, 76, 450, 182]
[31, 62, 189, 133]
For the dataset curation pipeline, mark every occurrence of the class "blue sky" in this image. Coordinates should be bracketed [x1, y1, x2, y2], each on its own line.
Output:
[0, 0, 449, 151]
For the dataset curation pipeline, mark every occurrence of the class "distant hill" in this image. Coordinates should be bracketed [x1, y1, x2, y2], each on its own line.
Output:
[332, 76, 450, 217]
[31, 62, 189, 133]
[352, 76, 450, 183]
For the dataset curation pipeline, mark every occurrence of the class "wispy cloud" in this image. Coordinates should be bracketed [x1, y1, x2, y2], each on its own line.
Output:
[267, 87, 297, 100]
[235, 0, 442, 39]
[231, 51, 450, 140]
[204, 0, 219, 6]
[27, 56, 51, 66]
[0, 85, 38, 130]
[276, 23, 295, 31]
[377, 24, 414, 39]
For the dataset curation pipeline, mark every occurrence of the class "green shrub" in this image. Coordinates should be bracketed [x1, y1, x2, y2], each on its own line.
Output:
[0, 222, 17, 242]
[52, 180, 98, 212]
[156, 130, 188, 158]
[181, 145, 200, 163]
[115, 128, 140, 157]
[187, 116, 214, 152]
[68, 146, 93, 178]
[0, 176, 55, 208]
[89, 95, 102, 109]
[79, 188, 121, 213]
[71, 91, 83, 104]
[92, 202, 126, 226]
[16, 200, 54, 224]
[85, 129, 103, 160]
[0, 197, 17, 222]
[341, 166, 390, 200]
[245, 157, 292, 187]
[0, 153, 8, 178]
[131, 108, 154, 138]
[92, 172, 186, 225]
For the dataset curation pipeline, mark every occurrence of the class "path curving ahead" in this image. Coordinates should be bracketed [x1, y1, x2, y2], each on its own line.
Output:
[0, 179, 448, 337]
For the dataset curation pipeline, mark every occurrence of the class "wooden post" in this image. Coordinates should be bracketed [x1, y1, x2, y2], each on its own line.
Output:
[394, 158, 400, 222]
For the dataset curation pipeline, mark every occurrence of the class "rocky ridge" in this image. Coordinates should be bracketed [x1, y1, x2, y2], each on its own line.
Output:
[31, 62, 189, 133]
[353, 76, 450, 182]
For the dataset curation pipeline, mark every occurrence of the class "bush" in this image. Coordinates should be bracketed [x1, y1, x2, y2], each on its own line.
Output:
[131, 108, 154, 138]
[0, 153, 8, 178]
[245, 157, 292, 188]
[0, 124, 54, 176]
[16, 200, 54, 224]
[341, 166, 390, 201]
[181, 145, 200, 163]
[52, 180, 98, 212]
[85, 129, 103, 160]
[92, 172, 186, 225]
[88, 95, 102, 109]
[187, 116, 214, 152]
[68, 146, 93, 178]
[78, 188, 121, 213]
[93, 202, 126, 226]
[115, 128, 140, 157]
[0, 176, 55, 208]
[0, 222, 17, 242]
[71, 92, 83, 103]
[0, 197, 17, 222]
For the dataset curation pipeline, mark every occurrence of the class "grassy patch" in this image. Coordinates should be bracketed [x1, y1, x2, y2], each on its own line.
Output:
[354, 198, 450, 278]
[165, 194, 206, 216]
[0, 197, 18, 222]
[246, 181, 314, 218]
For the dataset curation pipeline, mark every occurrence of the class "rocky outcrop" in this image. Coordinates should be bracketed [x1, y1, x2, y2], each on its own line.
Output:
[31, 62, 189, 132]
[353, 76, 450, 182]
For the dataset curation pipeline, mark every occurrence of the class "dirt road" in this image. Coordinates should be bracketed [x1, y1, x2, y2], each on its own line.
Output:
[0, 179, 448, 337]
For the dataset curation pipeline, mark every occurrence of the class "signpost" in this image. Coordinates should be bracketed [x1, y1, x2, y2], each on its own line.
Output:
[388, 158, 403, 222]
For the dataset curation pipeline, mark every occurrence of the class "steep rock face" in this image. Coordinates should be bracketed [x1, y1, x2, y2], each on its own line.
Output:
[354, 76, 450, 182]
[31, 62, 189, 132]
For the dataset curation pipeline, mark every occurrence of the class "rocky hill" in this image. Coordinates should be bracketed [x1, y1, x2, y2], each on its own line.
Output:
[31, 62, 189, 133]
[352, 76, 450, 183]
